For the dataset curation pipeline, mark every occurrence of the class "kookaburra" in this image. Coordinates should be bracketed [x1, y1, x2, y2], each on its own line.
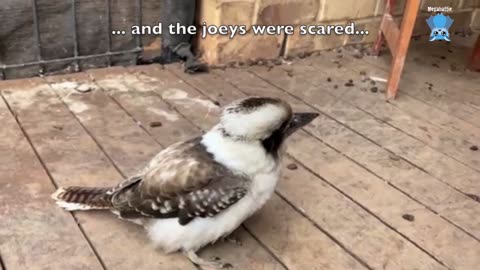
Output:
[52, 96, 318, 268]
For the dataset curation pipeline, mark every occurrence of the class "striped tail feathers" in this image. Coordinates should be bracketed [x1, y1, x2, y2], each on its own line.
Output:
[52, 186, 113, 211]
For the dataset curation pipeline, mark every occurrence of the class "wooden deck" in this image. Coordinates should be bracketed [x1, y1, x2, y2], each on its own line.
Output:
[1, 37, 479, 270]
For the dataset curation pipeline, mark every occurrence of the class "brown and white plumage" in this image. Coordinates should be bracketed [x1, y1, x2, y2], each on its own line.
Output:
[52, 96, 318, 268]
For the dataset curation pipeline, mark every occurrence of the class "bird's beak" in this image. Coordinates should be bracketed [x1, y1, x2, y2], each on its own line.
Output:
[284, 112, 319, 137]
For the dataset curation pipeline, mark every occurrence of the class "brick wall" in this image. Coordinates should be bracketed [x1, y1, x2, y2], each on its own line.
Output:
[196, 0, 480, 64]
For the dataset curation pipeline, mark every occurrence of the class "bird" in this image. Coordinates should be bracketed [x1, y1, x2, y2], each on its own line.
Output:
[51, 96, 318, 269]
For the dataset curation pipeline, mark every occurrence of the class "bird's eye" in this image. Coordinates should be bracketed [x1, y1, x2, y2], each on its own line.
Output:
[442, 31, 446, 36]
[434, 31, 438, 35]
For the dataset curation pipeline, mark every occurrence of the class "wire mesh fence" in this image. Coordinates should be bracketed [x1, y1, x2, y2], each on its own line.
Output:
[0, 0, 161, 80]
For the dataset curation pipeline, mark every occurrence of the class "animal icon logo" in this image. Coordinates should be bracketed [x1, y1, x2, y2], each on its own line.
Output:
[426, 13, 454, 42]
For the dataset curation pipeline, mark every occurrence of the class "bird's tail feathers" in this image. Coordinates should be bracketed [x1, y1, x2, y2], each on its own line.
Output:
[52, 186, 113, 211]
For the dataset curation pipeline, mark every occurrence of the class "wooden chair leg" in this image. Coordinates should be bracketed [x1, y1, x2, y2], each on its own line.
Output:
[372, 22, 386, 56]
[386, 0, 420, 99]
[372, 0, 397, 56]
[466, 34, 480, 71]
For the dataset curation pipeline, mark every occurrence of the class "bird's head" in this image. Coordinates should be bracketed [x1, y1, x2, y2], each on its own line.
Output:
[219, 97, 318, 151]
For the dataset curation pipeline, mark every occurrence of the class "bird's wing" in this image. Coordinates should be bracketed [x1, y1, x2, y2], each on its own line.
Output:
[110, 138, 249, 225]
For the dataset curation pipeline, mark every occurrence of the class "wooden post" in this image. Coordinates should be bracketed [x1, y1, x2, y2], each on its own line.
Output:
[386, 0, 420, 99]
[371, 0, 420, 99]
[372, 0, 396, 56]
[466, 34, 480, 71]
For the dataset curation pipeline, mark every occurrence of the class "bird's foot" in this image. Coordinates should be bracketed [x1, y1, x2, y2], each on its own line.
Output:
[186, 251, 233, 269]
[221, 235, 242, 246]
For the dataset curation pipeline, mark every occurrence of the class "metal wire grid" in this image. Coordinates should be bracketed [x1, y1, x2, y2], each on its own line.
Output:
[0, 0, 144, 80]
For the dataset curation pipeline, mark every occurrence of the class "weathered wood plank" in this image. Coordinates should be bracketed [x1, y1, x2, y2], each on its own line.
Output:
[50, 70, 287, 270]
[303, 46, 480, 106]
[118, 65, 370, 270]
[381, 92, 480, 144]
[364, 40, 480, 100]
[344, 85, 480, 169]
[404, 95, 479, 139]
[368, 47, 480, 94]
[402, 40, 480, 84]
[246, 196, 366, 270]
[302, 52, 480, 173]
[330, 52, 480, 143]
[47, 75, 160, 175]
[307, 53, 480, 193]
[6, 77, 197, 270]
[288, 130, 480, 269]
[166, 66, 455, 270]
[359, 49, 480, 122]
[213, 68, 480, 269]
[263, 56, 480, 197]
[86, 67, 200, 146]
[0, 80, 104, 270]
[251, 65, 480, 237]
